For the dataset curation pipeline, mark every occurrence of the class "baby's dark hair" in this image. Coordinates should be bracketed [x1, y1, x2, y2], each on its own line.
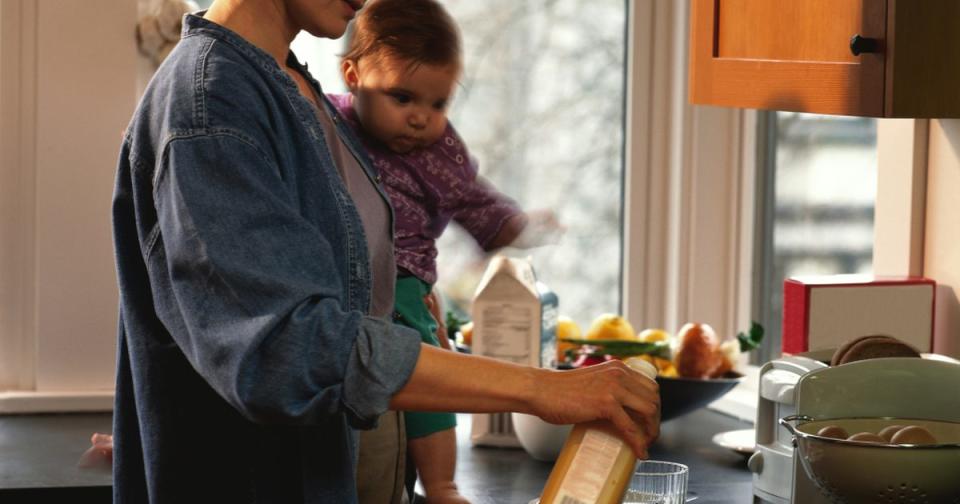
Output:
[343, 0, 462, 71]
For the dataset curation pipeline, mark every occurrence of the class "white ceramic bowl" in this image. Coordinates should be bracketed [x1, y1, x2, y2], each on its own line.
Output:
[511, 412, 572, 462]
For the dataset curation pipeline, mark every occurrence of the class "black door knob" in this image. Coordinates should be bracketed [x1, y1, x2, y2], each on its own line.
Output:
[850, 34, 880, 56]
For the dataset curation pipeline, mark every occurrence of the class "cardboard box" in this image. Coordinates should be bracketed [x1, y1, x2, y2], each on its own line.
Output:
[782, 275, 935, 355]
[470, 256, 558, 447]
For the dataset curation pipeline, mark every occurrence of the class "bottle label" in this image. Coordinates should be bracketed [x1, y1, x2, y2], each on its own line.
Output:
[553, 428, 624, 504]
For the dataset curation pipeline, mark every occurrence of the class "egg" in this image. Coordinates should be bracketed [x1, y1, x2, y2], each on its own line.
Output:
[877, 425, 906, 442]
[846, 432, 886, 443]
[816, 426, 849, 439]
[890, 425, 937, 445]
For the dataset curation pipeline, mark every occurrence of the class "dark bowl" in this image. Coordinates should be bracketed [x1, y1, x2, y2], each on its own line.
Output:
[656, 373, 743, 421]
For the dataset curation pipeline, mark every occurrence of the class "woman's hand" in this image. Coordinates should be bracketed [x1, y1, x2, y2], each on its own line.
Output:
[391, 347, 660, 457]
[529, 361, 660, 458]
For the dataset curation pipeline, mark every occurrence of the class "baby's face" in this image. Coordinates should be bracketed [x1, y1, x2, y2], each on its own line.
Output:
[343, 56, 459, 154]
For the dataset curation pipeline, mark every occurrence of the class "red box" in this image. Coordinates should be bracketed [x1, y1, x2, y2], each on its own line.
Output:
[782, 275, 935, 355]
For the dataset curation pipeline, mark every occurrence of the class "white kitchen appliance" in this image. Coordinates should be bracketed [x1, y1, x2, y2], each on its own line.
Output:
[750, 355, 827, 503]
[750, 355, 960, 503]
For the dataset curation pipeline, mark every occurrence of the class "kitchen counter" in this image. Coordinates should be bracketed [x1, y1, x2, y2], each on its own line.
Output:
[456, 409, 754, 503]
[0, 413, 112, 502]
[0, 408, 753, 503]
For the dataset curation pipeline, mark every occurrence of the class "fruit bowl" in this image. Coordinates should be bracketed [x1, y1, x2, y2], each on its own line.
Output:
[657, 373, 742, 421]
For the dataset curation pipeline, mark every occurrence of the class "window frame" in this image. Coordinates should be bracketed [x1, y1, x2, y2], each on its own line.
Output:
[0, 0, 39, 396]
[624, 0, 755, 348]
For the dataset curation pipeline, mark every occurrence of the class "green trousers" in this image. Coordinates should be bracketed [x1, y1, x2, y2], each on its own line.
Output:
[393, 275, 457, 439]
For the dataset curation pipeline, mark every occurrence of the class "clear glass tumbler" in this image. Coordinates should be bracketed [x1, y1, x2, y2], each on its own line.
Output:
[621, 460, 689, 504]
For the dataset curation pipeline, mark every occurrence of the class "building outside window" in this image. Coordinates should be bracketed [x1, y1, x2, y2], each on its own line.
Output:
[436, 0, 627, 328]
[755, 112, 878, 362]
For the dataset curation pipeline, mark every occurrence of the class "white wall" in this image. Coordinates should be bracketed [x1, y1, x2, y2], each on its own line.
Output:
[0, 0, 139, 396]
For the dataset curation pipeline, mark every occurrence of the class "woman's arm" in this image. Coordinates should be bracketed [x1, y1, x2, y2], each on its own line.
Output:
[391, 345, 660, 458]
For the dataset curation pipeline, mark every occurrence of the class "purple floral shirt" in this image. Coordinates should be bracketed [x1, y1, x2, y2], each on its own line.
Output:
[328, 94, 521, 284]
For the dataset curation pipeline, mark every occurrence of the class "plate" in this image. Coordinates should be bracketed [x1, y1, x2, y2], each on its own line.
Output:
[712, 428, 755, 456]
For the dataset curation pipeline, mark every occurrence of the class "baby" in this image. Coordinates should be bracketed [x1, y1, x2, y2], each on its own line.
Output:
[328, 0, 558, 502]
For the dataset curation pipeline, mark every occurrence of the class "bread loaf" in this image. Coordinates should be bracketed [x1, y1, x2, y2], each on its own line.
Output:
[830, 335, 921, 366]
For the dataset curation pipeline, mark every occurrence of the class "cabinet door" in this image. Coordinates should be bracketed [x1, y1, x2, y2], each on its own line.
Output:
[690, 0, 886, 116]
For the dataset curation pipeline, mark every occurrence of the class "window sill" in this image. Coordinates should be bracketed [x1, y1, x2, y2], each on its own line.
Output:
[0, 391, 113, 415]
[706, 364, 759, 424]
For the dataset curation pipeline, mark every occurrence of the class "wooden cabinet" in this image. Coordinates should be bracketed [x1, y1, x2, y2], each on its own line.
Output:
[689, 0, 960, 117]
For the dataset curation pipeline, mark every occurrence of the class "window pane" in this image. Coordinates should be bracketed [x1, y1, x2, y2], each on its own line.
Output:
[759, 112, 878, 361]
[189, 0, 628, 328]
[436, 0, 627, 327]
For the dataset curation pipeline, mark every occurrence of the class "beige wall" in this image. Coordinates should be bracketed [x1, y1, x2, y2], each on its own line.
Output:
[925, 120, 960, 358]
[0, 0, 139, 394]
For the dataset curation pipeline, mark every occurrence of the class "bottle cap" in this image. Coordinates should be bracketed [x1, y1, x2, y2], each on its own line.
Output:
[623, 356, 658, 380]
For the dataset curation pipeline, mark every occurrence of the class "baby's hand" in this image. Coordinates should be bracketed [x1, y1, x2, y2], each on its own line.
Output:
[77, 433, 113, 469]
[512, 209, 564, 248]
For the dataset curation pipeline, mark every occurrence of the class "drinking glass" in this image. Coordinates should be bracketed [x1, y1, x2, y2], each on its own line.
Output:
[621, 460, 689, 504]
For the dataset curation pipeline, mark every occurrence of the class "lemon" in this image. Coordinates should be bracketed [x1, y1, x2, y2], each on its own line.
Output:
[585, 313, 636, 341]
[556, 316, 582, 340]
[625, 354, 678, 377]
[638, 328, 671, 343]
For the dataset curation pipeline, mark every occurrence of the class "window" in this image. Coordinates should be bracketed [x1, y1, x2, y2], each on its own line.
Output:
[193, 0, 628, 327]
[754, 112, 878, 363]
[436, 0, 627, 327]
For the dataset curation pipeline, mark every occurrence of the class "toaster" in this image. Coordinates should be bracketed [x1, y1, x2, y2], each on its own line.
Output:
[750, 355, 827, 503]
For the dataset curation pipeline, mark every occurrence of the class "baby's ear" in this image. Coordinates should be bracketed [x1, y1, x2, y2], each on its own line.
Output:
[341, 59, 360, 91]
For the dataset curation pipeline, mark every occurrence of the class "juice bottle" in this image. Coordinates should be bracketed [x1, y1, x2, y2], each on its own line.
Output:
[539, 358, 658, 504]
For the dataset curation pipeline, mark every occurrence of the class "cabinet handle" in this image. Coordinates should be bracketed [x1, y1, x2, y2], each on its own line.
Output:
[849, 34, 881, 56]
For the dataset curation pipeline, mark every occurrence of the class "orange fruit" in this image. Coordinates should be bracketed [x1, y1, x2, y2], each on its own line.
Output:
[555, 316, 582, 363]
[585, 313, 636, 341]
[458, 321, 474, 346]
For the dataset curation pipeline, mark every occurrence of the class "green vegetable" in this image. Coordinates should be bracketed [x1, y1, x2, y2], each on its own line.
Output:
[737, 321, 764, 352]
[444, 310, 470, 341]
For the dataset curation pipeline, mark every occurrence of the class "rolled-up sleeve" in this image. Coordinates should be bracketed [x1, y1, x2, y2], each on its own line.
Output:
[151, 131, 421, 428]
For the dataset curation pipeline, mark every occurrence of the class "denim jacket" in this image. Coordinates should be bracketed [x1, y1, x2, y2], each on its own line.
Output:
[111, 14, 421, 503]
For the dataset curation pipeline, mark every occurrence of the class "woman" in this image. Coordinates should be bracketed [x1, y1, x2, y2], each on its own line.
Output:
[111, 1, 660, 502]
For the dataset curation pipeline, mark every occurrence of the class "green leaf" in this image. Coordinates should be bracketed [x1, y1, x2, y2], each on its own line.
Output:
[560, 338, 672, 360]
[737, 321, 764, 352]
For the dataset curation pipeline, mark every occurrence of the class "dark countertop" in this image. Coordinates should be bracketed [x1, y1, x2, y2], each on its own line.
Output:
[0, 408, 753, 503]
[0, 413, 112, 502]
[456, 409, 754, 503]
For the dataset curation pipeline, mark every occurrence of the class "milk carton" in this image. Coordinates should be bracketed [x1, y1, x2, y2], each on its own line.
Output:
[470, 255, 558, 447]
